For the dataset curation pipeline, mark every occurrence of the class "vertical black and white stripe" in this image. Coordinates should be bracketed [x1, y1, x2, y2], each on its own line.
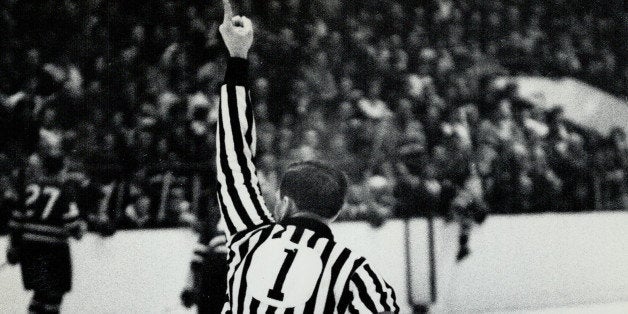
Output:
[216, 67, 274, 237]
[217, 58, 398, 313]
[221, 224, 398, 314]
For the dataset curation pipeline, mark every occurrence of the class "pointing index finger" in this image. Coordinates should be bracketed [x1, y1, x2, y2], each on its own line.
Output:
[222, 0, 233, 24]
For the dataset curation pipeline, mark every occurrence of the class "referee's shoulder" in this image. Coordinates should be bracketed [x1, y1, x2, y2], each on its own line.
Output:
[226, 222, 276, 248]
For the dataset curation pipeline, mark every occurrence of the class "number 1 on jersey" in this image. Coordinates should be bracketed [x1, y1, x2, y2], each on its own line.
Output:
[267, 248, 298, 301]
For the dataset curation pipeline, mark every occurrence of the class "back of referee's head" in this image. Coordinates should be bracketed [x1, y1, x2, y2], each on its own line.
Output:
[279, 161, 348, 221]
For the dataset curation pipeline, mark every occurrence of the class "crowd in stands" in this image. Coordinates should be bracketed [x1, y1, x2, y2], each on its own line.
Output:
[1, 0, 626, 231]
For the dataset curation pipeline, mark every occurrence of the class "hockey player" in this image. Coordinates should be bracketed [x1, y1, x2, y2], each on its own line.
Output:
[449, 163, 487, 261]
[181, 177, 229, 314]
[5, 152, 86, 314]
[181, 220, 229, 313]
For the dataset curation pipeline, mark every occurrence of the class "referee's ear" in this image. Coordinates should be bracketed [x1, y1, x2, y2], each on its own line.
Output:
[274, 195, 296, 222]
[329, 210, 341, 223]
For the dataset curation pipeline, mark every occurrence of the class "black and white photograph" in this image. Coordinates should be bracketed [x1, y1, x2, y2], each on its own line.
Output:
[0, 0, 626, 313]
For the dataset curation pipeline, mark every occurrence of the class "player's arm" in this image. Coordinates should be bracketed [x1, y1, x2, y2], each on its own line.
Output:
[61, 184, 87, 240]
[216, 0, 274, 237]
[6, 209, 24, 265]
[346, 262, 399, 313]
[63, 201, 87, 240]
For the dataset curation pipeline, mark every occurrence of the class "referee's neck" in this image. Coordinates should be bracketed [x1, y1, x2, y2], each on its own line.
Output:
[288, 211, 331, 225]
[280, 212, 335, 241]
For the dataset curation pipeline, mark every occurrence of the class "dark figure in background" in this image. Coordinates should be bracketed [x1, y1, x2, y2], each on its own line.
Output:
[181, 163, 227, 313]
[6, 154, 86, 314]
[181, 215, 229, 313]
[596, 128, 628, 210]
[393, 127, 437, 218]
[439, 124, 488, 262]
[449, 167, 488, 262]
[0, 154, 19, 234]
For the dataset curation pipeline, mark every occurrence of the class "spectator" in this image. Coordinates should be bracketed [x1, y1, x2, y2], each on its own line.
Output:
[1, 0, 626, 232]
[356, 79, 393, 121]
[596, 128, 628, 210]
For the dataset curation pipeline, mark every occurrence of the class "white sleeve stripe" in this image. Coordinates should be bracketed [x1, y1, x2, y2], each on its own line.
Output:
[217, 166, 247, 232]
[333, 255, 359, 303]
[348, 280, 372, 313]
[221, 86, 257, 213]
[229, 228, 267, 314]
[248, 90, 258, 156]
[227, 226, 273, 289]
[235, 86, 272, 222]
[384, 281, 399, 312]
[216, 96, 247, 235]
[354, 267, 387, 312]
[236, 88, 270, 223]
[234, 86, 250, 138]
[313, 245, 345, 313]
[217, 189, 238, 235]
[219, 85, 267, 231]
[242, 293, 254, 314]
[363, 263, 397, 311]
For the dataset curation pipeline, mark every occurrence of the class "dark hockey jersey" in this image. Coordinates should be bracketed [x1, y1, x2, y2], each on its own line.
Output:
[9, 177, 83, 244]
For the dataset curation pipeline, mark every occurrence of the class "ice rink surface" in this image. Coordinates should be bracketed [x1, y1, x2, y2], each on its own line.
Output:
[1, 212, 626, 313]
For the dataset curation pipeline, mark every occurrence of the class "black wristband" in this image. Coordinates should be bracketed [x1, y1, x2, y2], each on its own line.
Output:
[225, 57, 249, 86]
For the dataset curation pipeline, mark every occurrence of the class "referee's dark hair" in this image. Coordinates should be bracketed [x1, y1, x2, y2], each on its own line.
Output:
[280, 161, 348, 219]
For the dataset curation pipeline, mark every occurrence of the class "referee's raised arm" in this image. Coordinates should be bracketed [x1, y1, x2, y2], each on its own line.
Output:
[216, 2, 398, 313]
[216, 0, 274, 237]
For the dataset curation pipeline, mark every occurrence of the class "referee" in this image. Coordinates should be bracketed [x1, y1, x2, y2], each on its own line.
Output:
[216, 1, 398, 313]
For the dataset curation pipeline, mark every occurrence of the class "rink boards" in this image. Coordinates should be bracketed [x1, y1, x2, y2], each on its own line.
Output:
[1, 212, 627, 313]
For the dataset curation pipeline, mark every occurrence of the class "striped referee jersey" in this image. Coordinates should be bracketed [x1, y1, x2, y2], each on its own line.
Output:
[216, 57, 399, 313]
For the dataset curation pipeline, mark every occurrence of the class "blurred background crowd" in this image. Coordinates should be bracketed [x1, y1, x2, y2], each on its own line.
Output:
[1, 0, 626, 232]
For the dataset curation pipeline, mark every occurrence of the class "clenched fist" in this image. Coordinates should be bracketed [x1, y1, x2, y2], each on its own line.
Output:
[219, 0, 253, 59]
